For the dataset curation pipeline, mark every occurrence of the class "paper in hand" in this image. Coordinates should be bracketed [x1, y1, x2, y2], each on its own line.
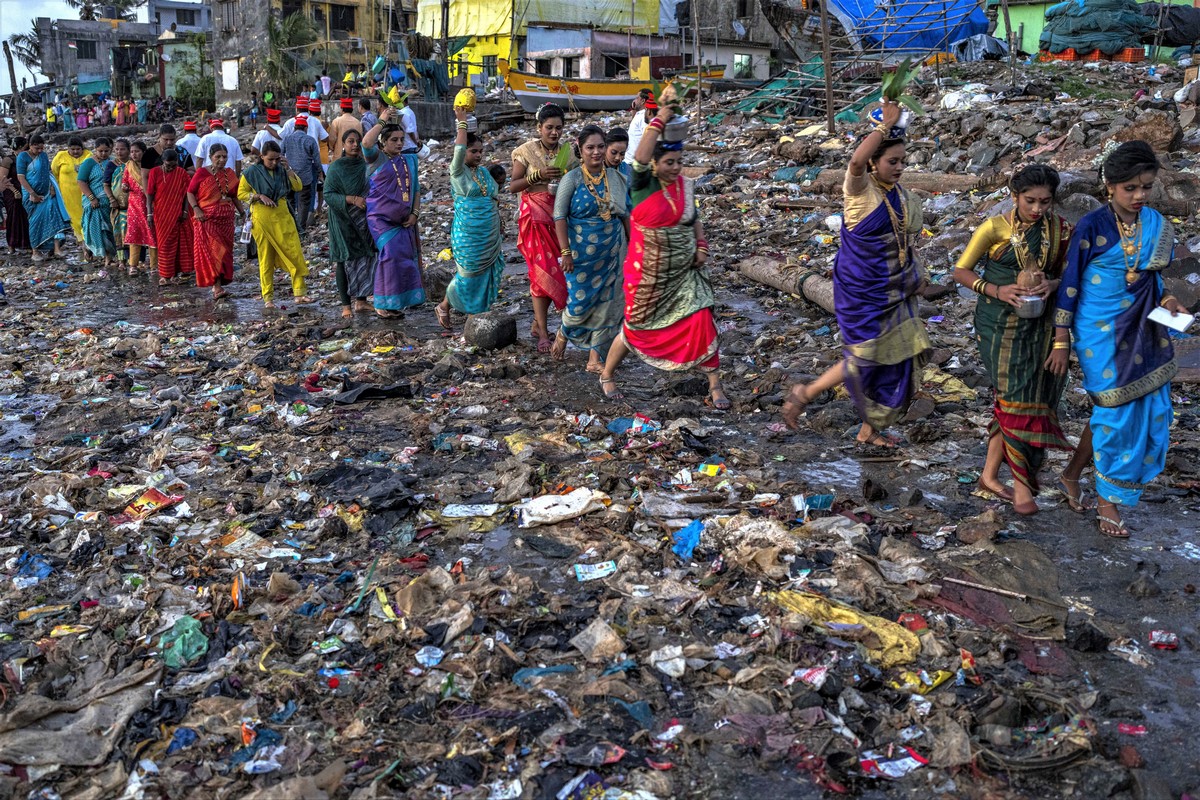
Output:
[1148, 305, 1195, 333]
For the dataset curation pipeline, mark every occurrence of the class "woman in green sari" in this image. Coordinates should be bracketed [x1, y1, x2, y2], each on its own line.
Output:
[324, 129, 376, 317]
[104, 139, 130, 265]
[953, 164, 1072, 515]
[76, 136, 116, 267]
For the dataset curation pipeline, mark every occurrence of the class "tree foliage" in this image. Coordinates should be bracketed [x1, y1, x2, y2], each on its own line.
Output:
[244, 12, 319, 93]
[65, 0, 145, 22]
[173, 34, 214, 112]
[7, 23, 41, 76]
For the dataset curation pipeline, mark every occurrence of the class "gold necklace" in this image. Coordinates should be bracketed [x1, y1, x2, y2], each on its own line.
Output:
[468, 165, 489, 196]
[872, 176, 908, 267]
[582, 166, 612, 221]
[1008, 211, 1050, 273]
[1112, 205, 1141, 284]
[660, 178, 680, 216]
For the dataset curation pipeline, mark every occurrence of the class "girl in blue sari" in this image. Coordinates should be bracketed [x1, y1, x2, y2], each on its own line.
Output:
[362, 109, 424, 318]
[15, 135, 70, 263]
[435, 107, 504, 329]
[1054, 141, 1183, 538]
[782, 100, 930, 448]
[77, 136, 117, 266]
[605, 127, 633, 211]
[551, 125, 629, 372]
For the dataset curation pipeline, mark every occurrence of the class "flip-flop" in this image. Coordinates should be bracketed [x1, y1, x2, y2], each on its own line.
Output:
[599, 375, 623, 400]
[585, 363, 604, 374]
[706, 391, 731, 411]
[781, 384, 811, 430]
[1097, 512, 1129, 538]
[1057, 477, 1088, 514]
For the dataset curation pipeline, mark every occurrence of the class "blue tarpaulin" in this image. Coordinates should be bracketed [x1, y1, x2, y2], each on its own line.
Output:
[827, 0, 989, 52]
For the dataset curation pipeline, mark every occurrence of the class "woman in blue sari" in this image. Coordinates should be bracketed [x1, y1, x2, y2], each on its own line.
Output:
[605, 127, 633, 210]
[551, 125, 629, 372]
[782, 100, 930, 448]
[15, 135, 70, 263]
[1054, 141, 1183, 538]
[77, 136, 117, 267]
[362, 108, 424, 319]
[435, 107, 505, 329]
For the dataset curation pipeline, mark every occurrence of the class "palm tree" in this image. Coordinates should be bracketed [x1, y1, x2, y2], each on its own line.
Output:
[64, 0, 144, 21]
[7, 23, 41, 76]
[260, 12, 319, 89]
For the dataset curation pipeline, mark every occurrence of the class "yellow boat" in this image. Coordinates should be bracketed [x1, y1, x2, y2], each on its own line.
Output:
[499, 59, 726, 113]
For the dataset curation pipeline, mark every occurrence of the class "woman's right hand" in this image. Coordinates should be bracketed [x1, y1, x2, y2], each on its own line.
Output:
[560, 252, 574, 273]
[194, 209, 207, 222]
[995, 284, 1024, 308]
[88, 195, 99, 209]
[541, 167, 563, 181]
[258, 193, 276, 208]
[878, 99, 902, 129]
[31, 193, 43, 204]
[454, 107, 467, 122]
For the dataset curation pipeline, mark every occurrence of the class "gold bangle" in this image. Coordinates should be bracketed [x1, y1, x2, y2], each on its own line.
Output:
[1052, 342, 1071, 350]
[560, 247, 571, 256]
[1161, 295, 1178, 306]
[873, 123, 889, 136]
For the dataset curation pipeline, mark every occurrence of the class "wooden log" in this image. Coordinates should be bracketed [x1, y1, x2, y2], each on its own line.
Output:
[736, 256, 835, 315]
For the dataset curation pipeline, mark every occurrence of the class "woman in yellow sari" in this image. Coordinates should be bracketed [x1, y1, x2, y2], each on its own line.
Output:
[50, 136, 91, 248]
[237, 140, 310, 308]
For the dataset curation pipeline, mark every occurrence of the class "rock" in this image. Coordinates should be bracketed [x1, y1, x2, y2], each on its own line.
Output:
[1058, 193, 1104, 225]
[430, 353, 467, 379]
[669, 375, 709, 397]
[1130, 770, 1174, 800]
[1119, 745, 1146, 769]
[464, 312, 518, 350]
[1127, 561, 1163, 598]
[957, 509, 1003, 544]
[961, 113, 987, 136]
[1072, 760, 1130, 799]
[1107, 110, 1184, 153]
[902, 395, 936, 423]
[1068, 123, 1088, 145]
[423, 261, 456, 303]
[1065, 618, 1112, 652]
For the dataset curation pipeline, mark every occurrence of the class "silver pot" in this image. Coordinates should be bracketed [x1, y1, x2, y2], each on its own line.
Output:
[662, 114, 690, 143]
[1015, 294, 1045, 319]
[547, 181, 558, 195]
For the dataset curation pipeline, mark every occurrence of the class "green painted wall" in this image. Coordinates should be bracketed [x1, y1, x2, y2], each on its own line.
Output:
[991, 0, 1194, 54]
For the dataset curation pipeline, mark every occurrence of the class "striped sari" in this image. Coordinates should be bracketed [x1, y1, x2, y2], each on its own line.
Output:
[189, 166, 239, 287]
[964, 213, 1073, 493]
[109, 161, 128, 253]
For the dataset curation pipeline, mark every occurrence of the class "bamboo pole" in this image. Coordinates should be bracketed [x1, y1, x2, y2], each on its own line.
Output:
[3, 42, 23, 135]
[820, 0, 835, 133]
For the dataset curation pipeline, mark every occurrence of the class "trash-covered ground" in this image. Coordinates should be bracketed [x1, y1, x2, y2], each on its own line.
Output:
[2, 59, 1200, 799]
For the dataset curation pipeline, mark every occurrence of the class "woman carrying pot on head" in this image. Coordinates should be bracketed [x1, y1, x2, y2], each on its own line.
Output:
[1054, 140, 1185, 538]
[362, 107, 424, 318]
[510, 102, 578, 352]
[435, 107, 505, 330]
[952, 164, 1073, 515]
[782, 99, 930, 449]
[550, 124, 629, 373]
[597, 86, 729, 409]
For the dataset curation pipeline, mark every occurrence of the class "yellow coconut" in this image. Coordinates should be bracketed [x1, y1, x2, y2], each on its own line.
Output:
[454, 88, 477, 112]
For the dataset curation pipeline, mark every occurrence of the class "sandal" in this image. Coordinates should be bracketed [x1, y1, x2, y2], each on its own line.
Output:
[375, 309, 403, 319]
[706, 388, 731, 411]
[435, 304, 452, 330]
[781, 384, 811, 430]
[585, 361, 604, 375]
[599, 374, 624, 400]
[856, 431, 900, 449]
[158, 277, 168, 286]
[1097, 505, 1129, 538]
[295, 295, 314, 304]
[1057, 476, 1088, 514]
[972, 480, 1014, 503]
[550, 331, 568, 360]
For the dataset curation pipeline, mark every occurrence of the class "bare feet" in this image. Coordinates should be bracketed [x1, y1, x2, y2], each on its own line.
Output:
[585, 360, 604, 374]
[295, 295, 313, 304]
[856, 429, 900, 448]
[342, 305, 353, 318]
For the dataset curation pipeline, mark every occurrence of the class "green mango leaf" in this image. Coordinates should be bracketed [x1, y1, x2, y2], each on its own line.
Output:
[882, 56, 917, 101]
[898, 94, 926, 115]
[552, 142, 573, 171]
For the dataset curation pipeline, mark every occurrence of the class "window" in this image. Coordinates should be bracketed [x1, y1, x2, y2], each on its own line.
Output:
[218, 0, 238, 33]
[330, 4, 355, 33]
[482, 55, 497, 79]
[605, 55, 628, 78]
[77, 40, 98, 60]
[563, 57, 580, 78]
[733, 52, 753, 78]
[221, 58, 239, 91]
[736, 0, 751, 17]
[535, 58, 551, 75]
[176, 8, 197, 26]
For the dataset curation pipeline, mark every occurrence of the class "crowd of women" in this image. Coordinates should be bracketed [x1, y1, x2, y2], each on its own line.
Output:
[44, 96, 181, 132]
[0, 91, 1184, 537]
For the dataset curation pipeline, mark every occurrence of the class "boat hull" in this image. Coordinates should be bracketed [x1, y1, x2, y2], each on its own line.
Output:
[500, 62, 725, 113]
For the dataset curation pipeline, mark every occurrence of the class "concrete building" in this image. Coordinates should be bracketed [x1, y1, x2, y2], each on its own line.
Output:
[524, 25, 681, 81]
[36, 17, 163, 97]
[210, 0, 417, 103]
[149, 0, 213, 36]
[680, 0, 780, 80]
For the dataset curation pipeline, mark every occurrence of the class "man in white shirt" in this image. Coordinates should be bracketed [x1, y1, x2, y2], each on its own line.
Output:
[177, 120, 202, 159]
[195, 118, 245, 174]
[625, 89, 654, 165]
[397, 94, 420, 153]
[278, 106, 329, 156]
[251, 108, 283, 156]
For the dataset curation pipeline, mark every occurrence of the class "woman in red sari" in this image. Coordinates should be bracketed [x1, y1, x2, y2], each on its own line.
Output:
[147, 148, 194, 284]
[598, 90, 728, 409]
[187, 143, 245, 300]
[510, 103, 578, 352]
[123, 141, 155, 276]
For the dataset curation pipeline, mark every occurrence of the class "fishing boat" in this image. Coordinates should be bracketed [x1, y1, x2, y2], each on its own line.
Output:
[498, 59, 727, 113]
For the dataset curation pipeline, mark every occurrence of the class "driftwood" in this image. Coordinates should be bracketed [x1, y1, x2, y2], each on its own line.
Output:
[737, 256, 834, 315]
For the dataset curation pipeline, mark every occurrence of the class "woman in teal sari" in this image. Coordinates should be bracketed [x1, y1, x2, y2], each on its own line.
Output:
[435, 107, 505, 330]
[105, 139, 130, 265]
[77, 136, 117, 267]
[1054, 141, 1185, 538]
[551, 125, 629, 372]
[15, 135, 69, 262]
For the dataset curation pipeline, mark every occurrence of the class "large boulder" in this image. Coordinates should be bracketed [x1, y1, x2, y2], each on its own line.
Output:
[1106, 110, 1183, 153]
[464, 312, 518, 350]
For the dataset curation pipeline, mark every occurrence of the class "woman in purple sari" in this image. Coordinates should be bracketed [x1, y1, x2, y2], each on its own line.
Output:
[362, 108, 424, 319]
[782, 100, 930, 448]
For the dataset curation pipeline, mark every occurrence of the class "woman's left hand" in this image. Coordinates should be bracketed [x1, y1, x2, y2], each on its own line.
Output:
[694, 249, 708, 267]
[1163, 295, 1188, 316]
[402, 212, 418, 228]
[1030, 278, 1059, 299]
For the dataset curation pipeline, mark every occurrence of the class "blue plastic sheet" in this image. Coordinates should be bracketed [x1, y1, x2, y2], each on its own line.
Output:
[828, 0, 987, 52]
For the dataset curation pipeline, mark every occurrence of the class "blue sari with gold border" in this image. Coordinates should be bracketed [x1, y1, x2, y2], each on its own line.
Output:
[1055, 206, 1175, 506]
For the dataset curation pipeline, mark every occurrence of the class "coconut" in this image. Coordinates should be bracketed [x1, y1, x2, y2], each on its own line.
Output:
[1016, 269, 1044, 291]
